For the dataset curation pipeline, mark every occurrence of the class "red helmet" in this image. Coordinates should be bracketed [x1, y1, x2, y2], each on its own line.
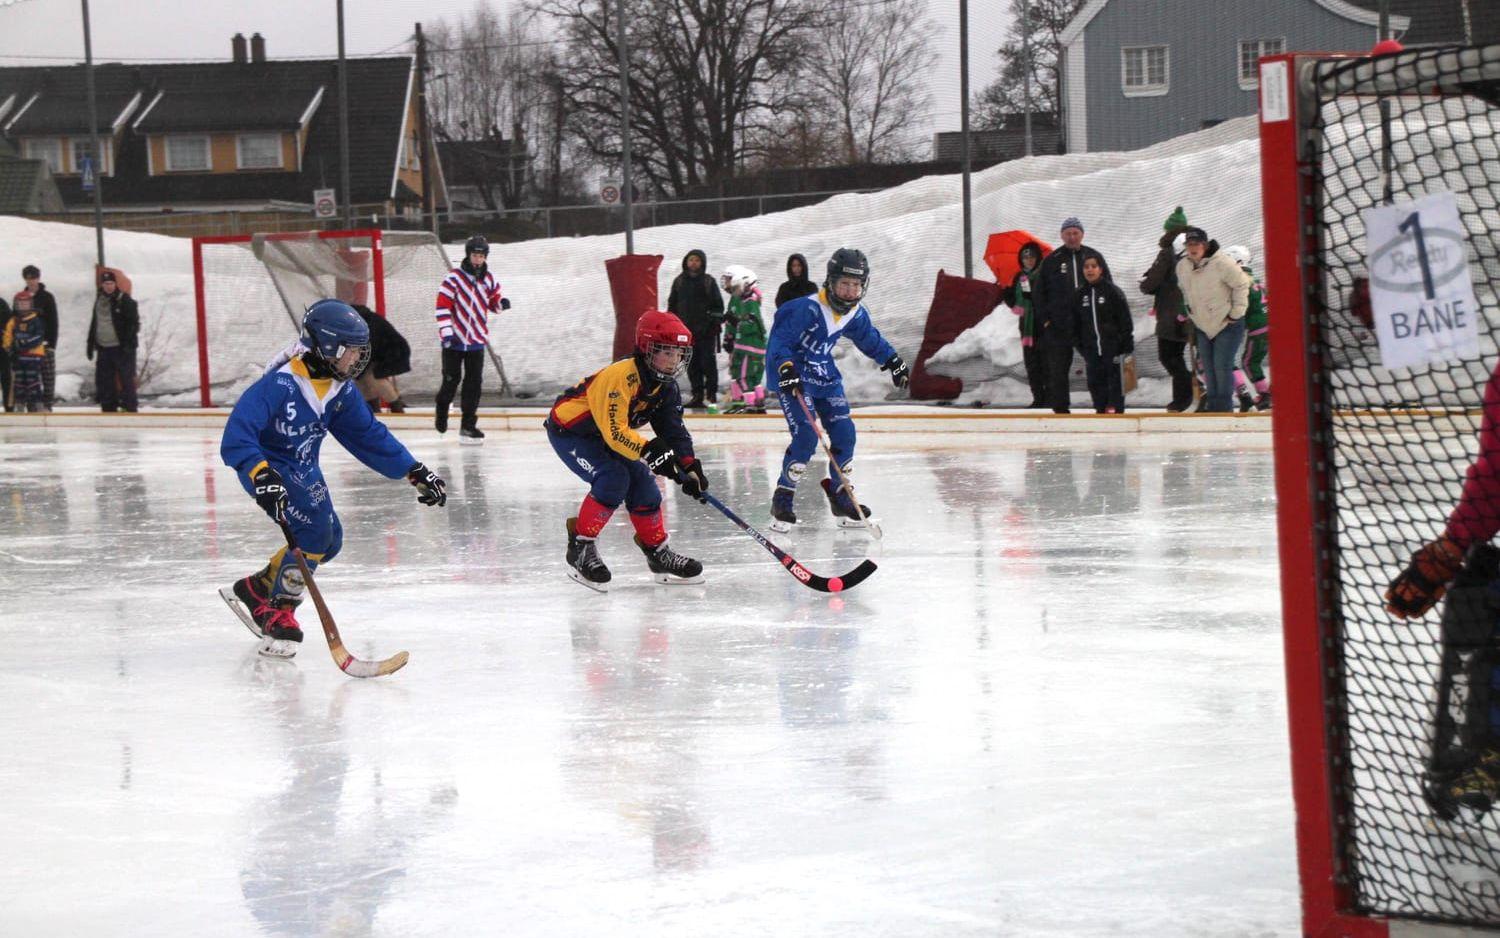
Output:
[635, 310, 693, 379]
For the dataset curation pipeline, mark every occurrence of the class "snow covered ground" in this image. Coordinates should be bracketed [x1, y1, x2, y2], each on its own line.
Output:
[0, 117, 1263, 408]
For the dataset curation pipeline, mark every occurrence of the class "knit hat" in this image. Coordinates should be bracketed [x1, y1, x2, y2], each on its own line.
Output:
[1163, 206, 1188, 231]
[1060, 216, 1084, 233]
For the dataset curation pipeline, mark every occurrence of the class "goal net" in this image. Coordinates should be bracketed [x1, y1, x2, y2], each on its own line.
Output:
[1265, 43, 1500, 933]
[191, 229, 496, 406]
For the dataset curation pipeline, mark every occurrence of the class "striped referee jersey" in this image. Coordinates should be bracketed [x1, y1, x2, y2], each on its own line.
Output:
[434, 264, 503, 348]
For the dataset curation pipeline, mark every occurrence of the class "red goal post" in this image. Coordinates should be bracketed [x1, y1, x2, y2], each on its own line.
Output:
[190, 228, 454, 407]
[1263, 44, 1500, 937]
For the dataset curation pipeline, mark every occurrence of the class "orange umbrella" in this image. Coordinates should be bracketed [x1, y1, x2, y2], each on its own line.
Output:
[983, 230, 1053, 286]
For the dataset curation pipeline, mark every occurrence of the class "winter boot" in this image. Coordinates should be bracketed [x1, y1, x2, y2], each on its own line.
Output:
[821, 477, 871, 527]
[1427, 748, 1500, 819]
[636, 535, 704, 585]
[685, 395, 706, 410]
[1237, 391, 1256, 413]
[566, 517, 611, 592]
[388, 398, 408, 414]
[221, 572, 304, 658]
[1255, 391, 1272, 412]
[459, 424, 485, 446]
[435, 407, 449, 434]
[769, 485, 798, 532]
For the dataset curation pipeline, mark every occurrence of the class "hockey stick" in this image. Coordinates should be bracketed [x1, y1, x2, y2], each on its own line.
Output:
[792, 391, 883, 538]
[698, 491, 876, 593]
[277, 520, 409, 678]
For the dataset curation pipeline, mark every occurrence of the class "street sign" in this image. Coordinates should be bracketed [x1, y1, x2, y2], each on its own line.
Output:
[600, 181, 621, 204]
[1362, 189, 1481, 371]
[80, 155, 95, 193]
[313, 188, 337, 219]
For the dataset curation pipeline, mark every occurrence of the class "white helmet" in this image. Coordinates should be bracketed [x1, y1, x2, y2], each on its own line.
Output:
[1224, 244, 1252, 269]
[719, 264, 758, 297]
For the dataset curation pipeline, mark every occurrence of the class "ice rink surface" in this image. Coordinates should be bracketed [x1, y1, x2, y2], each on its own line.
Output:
[0, 425, 1295, 937]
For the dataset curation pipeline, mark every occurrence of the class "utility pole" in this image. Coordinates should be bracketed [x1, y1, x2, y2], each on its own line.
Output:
[415, 22, 437, 233]
[959, 0, 973, 278]
[614, 0, 634, 254]
[1022, 0, 1033, 157]
[81, 0, 105, 266]
[337, 0, 353, 228]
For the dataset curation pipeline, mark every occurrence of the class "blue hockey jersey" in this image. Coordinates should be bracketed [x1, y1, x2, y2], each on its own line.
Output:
[221, 356, 415, 492]
[765, 290, 896, 397]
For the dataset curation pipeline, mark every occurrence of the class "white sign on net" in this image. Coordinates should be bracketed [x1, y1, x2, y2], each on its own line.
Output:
[313, 188, 337, 220]
[1361, 190, 1480, 372]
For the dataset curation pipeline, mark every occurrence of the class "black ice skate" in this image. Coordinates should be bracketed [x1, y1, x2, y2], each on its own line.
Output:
[1237, 391, 1256, 413]
[821, 478, 873, 528]
[219, 574, 304, 658]
[635, 535, 704, 585]
[1428, 748, 1500, 820]
[566, 517, 612, 592]
[434, 407, 449, 434]
[1255, 391, 1272, 412]
[459, 424, 485, 446]
[769, 485, 797, 533]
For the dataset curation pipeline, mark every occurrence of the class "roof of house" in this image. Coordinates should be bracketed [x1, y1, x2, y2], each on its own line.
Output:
[0, 156, 64, 213]
[4, 91, 142, 135]
[0, 56, 415, 206]
[1059, 0, 1408, 46]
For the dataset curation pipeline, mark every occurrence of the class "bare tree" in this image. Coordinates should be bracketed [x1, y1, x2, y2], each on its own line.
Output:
[801, 0, 939, 164]
[533, 0, 815, 197]
[975, 0, 1085, 130]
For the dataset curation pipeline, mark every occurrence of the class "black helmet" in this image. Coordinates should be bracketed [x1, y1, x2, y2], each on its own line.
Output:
[465, 235, 490, 257]
[824, 247, 869, 315]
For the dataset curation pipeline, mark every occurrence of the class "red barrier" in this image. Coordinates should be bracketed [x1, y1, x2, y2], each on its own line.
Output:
[909, 269, 1004, 400]
[606, 254, 665, 360]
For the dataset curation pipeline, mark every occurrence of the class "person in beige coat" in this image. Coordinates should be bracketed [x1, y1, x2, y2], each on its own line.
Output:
[1176, 227, 1250, 412]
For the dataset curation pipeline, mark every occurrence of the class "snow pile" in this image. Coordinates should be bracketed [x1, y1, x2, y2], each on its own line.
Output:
[0, 115, 1262, 406]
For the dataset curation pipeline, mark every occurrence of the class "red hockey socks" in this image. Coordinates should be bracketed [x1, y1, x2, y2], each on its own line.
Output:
[629, 507, 667, 547]
[576, 494, 616, 538]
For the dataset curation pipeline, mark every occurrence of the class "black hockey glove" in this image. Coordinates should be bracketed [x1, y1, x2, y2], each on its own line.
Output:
[500, 297, 512, 311]
[407, 462, 448, 507]
[641, 437, 683, 481]
[249, 464, 288, 524]
[678, 455, 709, 500]
[881, 353, 910, 389]
[777, 361, 801, 396]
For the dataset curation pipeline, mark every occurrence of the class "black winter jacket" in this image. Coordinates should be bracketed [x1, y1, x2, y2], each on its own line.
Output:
[1138, 230, 1192, 342]
[666, 249, 725, 337]
[86, 289, 140, 357]
[775, 253, 818, 309]
[1031, 245, 1111, 350]
[354, 305, 413, 379]
[28, 284, 59, 349]
[1073, 280, 1135, 358]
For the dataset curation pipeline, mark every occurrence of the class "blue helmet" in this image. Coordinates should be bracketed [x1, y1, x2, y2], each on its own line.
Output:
[300, 299, 370, 379]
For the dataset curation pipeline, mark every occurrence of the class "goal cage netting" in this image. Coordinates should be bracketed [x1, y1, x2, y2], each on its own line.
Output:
[191, 229, 505, 406]
[1265, 43, 1500, 934]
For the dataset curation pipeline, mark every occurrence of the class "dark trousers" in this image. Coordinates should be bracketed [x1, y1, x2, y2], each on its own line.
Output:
[1159, 336, 1193, 410]
[1078, 345, 1125, 413]
[436, 348, 485, 428]
[688, 332, 719, 401]
[41, 348, 55, 408]
[95, 345, 138, 412]
[0, 350, 11, 412]
[1043, 344, 1075, 414]
[1021, 344, 1047, 406]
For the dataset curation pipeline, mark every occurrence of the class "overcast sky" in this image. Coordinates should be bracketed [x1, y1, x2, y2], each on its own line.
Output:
[0, 0, 1007, 141]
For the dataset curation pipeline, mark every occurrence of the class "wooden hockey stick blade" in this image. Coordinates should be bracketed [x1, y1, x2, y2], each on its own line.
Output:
[279, 521, 408, 678]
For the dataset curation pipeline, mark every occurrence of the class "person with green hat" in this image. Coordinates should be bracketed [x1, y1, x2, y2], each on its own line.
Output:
[1139, 206, 1196, 411]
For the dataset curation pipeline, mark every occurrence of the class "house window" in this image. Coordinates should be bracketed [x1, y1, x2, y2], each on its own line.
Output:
[165, 135, 211, 172]
[22, 139, 62, 174]
[70, 138, 109, 176]
[1238, 39, 1286, 89]
[1122, 45, 1169, 96]
[236, 133, 283, 170]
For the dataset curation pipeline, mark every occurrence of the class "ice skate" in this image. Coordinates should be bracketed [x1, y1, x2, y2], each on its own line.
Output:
[566, 517, 611, 592]
[821, 478, 873, 529]
[636, 535, 704, 585]
[768, 485, 797, 533]
[1255, 391, 1272, 411]
[434, 407, 449, 434]
[220, 573, 303, 658]
[1237, 392, 1256, 413]
[459, 425, 485, 446]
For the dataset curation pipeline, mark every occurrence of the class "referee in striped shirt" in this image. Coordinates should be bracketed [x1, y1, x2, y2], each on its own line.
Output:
[434, 236, 508, 443]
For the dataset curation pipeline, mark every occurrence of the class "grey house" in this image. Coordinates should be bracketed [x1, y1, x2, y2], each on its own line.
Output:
[1059, 0, 1408, 153]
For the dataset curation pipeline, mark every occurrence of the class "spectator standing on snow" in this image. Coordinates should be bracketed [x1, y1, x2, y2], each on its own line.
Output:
[85, 270, 140, 412]
[20, 265, 58, 411]
[775, 253, 818, 309]
[1176, 227, 1250, 413]
[0, 292, 11, 411]
[1031, 217, 1111, 414]
[1072, 256, 1134, 414]
[666, 248, 725, 409]
[1139, 206, 1196, 412]
[1002, 241, 1047, 408]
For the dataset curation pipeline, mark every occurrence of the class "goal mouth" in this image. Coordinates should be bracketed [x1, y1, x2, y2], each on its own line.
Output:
[1266, 41, 1500, 934]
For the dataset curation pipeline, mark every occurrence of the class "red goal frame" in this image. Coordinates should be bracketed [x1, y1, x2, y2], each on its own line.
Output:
[190, 228, 388, 407]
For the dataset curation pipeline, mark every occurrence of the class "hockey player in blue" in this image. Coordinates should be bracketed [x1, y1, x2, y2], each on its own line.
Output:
[766, 248, 909, 530]
[219, 300, 448, 658]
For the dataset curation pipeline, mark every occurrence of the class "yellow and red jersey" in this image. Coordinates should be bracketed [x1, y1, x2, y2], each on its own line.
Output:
[548, 357, 694, 460]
